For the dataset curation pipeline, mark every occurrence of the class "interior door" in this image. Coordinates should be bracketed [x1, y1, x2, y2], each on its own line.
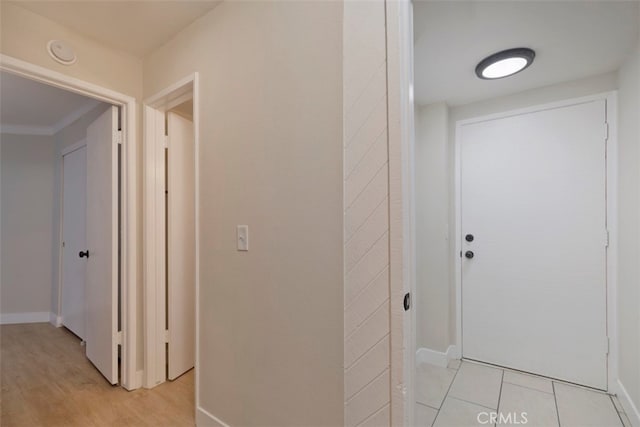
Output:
[166, 112, 196, 380]
[85, 106, 119, 385]
[460, 100, 608, 390]
[61, 145, 87, 339]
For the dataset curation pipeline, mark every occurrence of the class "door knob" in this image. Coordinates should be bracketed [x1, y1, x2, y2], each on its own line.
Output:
[465, 251, 474, 259]
[465, 234, 474, 242]
[79, 250, 90, 259]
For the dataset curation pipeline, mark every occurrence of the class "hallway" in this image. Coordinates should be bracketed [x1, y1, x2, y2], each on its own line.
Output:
[1, 324, 194, 426]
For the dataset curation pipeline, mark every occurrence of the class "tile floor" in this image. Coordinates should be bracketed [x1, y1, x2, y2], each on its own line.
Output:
[416, 359, 633, 427]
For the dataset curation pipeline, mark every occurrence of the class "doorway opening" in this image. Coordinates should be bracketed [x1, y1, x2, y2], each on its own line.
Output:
[143, 74, 199, 390]
[405, 1, 639, 425]
[0, 55, 138, 390]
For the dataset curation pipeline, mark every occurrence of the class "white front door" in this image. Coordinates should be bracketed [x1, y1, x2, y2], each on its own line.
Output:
[460, 99, 608, 390]
[61, 145, 87, 339]
[166, 112, 195, 380]
[85, 106, 119, 385]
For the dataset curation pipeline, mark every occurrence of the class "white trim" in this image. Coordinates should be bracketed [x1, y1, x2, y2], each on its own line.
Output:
[0, 53, 139, 391]
[416, 346, 458, 368]
[612, 379, 640, 427]
[0, 312, 50, 324]
[142, 73, 198, 391]
[1, 99, 100, 136]
[61, 139, 87, 156]
[51, 99, 101, 134]
[386, 1, 415, 425]
[49, 312, 63, 327]
[196, 407, 230, 427]
[453, 91, 619, 391]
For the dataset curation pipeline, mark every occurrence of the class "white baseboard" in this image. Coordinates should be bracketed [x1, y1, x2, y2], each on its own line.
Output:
[416, 345, 459, 368]
[0, 311, 50, 325]
[196, 406, 230, 427]
[613, 379, 640, 427]
[49, 312, 63, 327]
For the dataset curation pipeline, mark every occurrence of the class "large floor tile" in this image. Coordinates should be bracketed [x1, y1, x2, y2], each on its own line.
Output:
[415, 363, 457, 409]
[503, 370, 553, 394]
[415, 402, 438, 427]
[448, 362, 503, 409]
[498, 382, 558, 427]
[554, 382, 622, 427]
[433, 397, 490, 427]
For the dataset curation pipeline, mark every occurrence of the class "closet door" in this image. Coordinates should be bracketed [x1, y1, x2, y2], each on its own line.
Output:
[61, 145, 87, 339]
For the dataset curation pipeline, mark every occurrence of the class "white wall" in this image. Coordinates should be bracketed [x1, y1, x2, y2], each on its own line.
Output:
[0, 133, 54, 320]
[143, 2, 344, 425]
[616, 40, 640, 422]
[414, 103, 450, 353]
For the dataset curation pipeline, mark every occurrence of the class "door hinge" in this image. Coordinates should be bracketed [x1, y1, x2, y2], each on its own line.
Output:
[164, 329, 170, 343]
[164, 135, 168, 149]
[403, 293, 411, 311]
[604, 123, 609, 141]
[115, 130, 123, 145]
[116, 330, 123, 345]
[606, 337, 610, 355]
[605, 229, 610, 247]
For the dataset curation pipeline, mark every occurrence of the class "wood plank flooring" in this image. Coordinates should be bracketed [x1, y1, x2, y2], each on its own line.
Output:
[1, 323, 195, 427]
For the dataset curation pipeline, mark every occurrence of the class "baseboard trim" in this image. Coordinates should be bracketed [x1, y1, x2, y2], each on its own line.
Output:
[49, 312, 63, 327]
[613, 379, 640, 427]
[416, 345, 459, 368]
[0, 311, 50, 325]
[196, 406, 230, 427]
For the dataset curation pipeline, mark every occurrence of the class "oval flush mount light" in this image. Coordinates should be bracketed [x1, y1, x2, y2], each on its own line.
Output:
[47, 40, 77, 65]
[475, 47, 535, 80]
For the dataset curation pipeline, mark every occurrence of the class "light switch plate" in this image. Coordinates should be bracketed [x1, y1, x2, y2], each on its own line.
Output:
[237, 225, 249, 251]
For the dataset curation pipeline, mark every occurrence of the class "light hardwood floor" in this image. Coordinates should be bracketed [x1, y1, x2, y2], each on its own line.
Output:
[1, 323, 195, 427]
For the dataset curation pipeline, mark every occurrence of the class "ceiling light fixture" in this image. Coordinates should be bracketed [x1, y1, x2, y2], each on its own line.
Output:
[475, 48, 535, 80]
[47, 40, 77, 65]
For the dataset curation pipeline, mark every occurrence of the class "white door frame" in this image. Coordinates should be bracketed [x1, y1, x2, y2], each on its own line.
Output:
[0, 54, 140, 390]
[386, 0, 416, 424]
[453, 92, 618, 391]
[142, 73, 199, 390]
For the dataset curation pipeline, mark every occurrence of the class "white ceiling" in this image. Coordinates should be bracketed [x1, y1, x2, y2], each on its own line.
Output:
[414, 1, 640, 107]
[9, 0, 221, 58]
[0, 71, 101, 134]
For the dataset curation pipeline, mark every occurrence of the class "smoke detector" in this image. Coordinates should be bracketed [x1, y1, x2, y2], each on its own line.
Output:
[47, 40, 76, 65]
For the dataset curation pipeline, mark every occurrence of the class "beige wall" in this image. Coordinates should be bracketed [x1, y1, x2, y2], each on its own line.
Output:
[617, 40, 640, 419]
[143, 2, 343, 425]
[414, 103, 450, 352]
[1, 133, 55, 315]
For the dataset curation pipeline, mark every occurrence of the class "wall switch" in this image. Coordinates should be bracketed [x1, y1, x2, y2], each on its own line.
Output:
[237, 225, 249, 251]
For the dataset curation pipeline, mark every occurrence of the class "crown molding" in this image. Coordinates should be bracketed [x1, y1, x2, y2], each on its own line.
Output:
[0, 99, 101, 136]
[0, 124, 53, 135]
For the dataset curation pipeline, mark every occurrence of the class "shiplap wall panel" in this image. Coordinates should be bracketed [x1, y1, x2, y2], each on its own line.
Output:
[345, 335, 390, 399]
[344, 0, 390, 425]
[345, 166, 388, 241]
[344, 99, 387, 175]
[345, 234, 389, 306]
[345, 369, 390, 426]
[360, 404, 391, 427]
[345, 267, 389, 337]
